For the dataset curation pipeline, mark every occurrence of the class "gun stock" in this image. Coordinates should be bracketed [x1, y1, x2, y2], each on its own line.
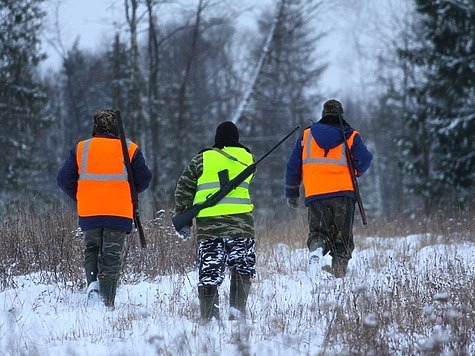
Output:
[337, 114, 367, 225]
[116, 110, 147, 247]
[172, 204, 203, 232]
[134, 211, 146, 247]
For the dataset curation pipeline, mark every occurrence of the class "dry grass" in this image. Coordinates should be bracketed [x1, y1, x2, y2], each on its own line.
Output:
[353, 207, 474, 241]
[0, 202, 82, 289]
[254, 207, 475, 354]
[0, 202, 194, 291]
[1, 201, 474, 354]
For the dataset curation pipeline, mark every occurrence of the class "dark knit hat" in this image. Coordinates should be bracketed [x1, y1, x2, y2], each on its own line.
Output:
[92, 109, 119, 137]
[214, 121, 239, 148]
[322, 99, 344, 117]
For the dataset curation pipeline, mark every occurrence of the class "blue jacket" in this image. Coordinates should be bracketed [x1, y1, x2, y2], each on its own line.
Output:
[57, 134, 152, 233]
[285, 120, 372, 205]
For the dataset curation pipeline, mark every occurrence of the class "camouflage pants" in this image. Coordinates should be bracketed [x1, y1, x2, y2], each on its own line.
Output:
[197, 237, 256, 287]
[83, 228, 125, 282]
[307, 197, 355, 260]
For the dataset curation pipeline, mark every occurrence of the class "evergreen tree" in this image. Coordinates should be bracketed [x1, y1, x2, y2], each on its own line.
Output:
[61, 43, 112, 145]
[364, 1, 421, 217]
[0, 0, 51, 197]
[400, 0, 475, 209]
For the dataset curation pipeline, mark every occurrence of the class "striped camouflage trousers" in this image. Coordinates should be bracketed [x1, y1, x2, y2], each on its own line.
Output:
[83, 228, 125, 282]
[197, 237, 256, 287]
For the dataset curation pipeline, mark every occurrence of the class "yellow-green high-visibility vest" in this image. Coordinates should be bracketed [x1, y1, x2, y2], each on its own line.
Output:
[193, 147, 254, 217]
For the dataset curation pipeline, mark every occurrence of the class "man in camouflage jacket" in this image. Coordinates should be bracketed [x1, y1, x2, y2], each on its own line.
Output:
[174, 121, 256, 322]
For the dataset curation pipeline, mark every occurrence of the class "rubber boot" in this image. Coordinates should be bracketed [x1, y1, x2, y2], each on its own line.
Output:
[198, 285, 220, 323]
[84, 262, 100, 302]
[331, 257, 349, 278]
[229, 271, 251, 320]
[99, 277, 118, 307]
[84, 261, 98, 286]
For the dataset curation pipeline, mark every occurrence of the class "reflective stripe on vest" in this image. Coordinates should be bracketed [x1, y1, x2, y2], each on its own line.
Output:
[302, 132, 347, 166]
[196, 181, 250, 192]
[78, 138, 131, 181]
[194, 147, 254, 217]
[301, 127, 357, 197]
[76, 137, 138, 218]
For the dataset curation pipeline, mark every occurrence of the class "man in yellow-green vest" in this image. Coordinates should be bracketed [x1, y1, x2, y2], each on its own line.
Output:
[174, 121, 256, 323]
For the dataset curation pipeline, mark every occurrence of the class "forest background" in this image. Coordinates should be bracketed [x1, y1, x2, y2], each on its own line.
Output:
[0, 0, 473, 223]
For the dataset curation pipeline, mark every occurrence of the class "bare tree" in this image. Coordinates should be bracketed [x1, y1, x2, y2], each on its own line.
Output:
[235, 0, 327, 212]
[145, 0, 161, 204]
[124, 0, 146, 141]
[231, 6, 278, 125]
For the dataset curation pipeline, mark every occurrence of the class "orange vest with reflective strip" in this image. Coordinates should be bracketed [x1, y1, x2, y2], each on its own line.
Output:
[301, 127, 357, 197]
[76, 137, 137, 218]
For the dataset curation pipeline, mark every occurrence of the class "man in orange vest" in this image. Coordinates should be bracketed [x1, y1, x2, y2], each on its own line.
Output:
[57, 109, 152, 307]
[285, 99, 372, 278]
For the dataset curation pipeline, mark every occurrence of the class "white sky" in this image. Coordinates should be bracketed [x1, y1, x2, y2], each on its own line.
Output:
[41, 0, 269, 69]
[41, 0, 123, 68]
[40, 0, 401, 95]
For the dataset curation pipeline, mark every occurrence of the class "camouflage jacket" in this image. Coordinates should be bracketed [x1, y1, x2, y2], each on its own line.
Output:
[174, 149, 255, 241]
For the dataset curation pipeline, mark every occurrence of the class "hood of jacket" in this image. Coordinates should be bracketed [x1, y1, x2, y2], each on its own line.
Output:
[310, 122, 353, 150]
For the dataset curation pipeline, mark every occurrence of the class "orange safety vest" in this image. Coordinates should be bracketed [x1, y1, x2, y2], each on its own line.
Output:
[301, 127, 357, 197]
[76, 137, 137, 218]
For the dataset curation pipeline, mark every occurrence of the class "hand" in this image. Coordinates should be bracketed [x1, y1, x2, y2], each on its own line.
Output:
[287, 197, 299, 208]
[177, 226, 191, 241]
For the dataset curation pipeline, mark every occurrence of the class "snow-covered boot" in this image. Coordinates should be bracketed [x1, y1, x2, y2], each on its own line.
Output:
[307, 247, 324, 281]
[198, 285, 220, 323]
[229, 271, 251, 320]
[84, 262, 100, 304]
[86, 281, 100, 305]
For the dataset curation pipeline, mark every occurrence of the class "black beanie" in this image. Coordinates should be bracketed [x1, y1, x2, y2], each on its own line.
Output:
[214, 121, 239, 148]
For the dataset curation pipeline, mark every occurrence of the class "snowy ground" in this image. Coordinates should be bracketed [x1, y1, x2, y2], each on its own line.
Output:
[1, 233, 474, 355]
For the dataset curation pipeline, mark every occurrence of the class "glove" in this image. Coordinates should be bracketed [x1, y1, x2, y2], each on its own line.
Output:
[177, 226, 192, 241]
[287, 197, 299, 208]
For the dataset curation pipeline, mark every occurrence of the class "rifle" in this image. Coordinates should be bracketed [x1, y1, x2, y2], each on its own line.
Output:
[337, 113, 367, 225]
[115, 110, 147, 248]
[172, 125, 301, 232]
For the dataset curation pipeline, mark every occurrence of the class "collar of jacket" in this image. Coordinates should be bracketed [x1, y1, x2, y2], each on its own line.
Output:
[92, 133, 119, 139]
[212, 142, 251, 153]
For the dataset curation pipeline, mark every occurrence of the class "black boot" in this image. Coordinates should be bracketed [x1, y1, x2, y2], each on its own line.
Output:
[332, 257, 348, 278]
[229, 271, 251, 320]
[198, 285, 220, 322]
[84, 261, 98, 286]
[99, 278, 118, 307]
